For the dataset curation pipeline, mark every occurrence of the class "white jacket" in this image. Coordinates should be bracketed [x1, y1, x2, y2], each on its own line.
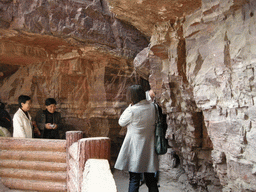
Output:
[114, 100, 159, 173]
[13, 108, 33, 138]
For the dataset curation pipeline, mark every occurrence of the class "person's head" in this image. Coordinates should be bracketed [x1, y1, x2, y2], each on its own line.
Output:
[126, 85, 146, 105]
[45, 98, 57, 113]
[18, 95, 31, 112]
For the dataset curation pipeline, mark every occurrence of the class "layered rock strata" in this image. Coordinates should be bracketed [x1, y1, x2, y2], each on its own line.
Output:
[131, 0, 256, 191]
[0, 0, 148, 160]
[184, 1, 256, 191]
[1, 0, 256, 191]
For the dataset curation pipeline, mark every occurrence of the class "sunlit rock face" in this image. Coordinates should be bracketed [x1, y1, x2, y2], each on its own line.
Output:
[130, 0, 256, 191]
[0, 0, 148, 160]
[184, 1, 256, 191]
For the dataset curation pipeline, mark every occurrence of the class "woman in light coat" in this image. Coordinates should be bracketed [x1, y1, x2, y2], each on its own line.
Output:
[114, 85, 159, 192]
[13, 95, 33, 138]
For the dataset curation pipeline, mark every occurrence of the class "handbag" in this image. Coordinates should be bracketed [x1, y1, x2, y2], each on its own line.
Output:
[154, 103, 168, 155]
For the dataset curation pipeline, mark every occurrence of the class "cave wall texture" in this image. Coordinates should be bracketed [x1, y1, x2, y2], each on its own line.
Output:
[109, 0, 256, 191]
[1, 0, 256, 191]
[0, 0, 148, 158]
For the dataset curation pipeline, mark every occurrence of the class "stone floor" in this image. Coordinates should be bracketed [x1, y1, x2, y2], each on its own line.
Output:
[112, 170, 183, 192]
[1, 170, 183, 192]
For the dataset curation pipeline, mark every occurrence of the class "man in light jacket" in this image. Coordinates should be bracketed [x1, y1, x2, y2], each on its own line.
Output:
[13, 95, 34, 138]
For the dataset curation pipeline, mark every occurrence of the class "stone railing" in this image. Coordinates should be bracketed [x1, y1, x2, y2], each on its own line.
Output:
[66, 131, 113, 192]
[0, 131, 116, 192]
[0, 137, 67, 191]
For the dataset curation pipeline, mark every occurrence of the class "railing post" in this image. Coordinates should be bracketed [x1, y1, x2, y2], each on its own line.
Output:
[78, 137, 111, 192]
[66, 131, 83, 192]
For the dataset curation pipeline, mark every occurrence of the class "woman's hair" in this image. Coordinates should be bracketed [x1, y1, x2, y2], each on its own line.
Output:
[126, 85, 146, 105]
[18, 95, 31, 107]
[45, 98, 57, 106]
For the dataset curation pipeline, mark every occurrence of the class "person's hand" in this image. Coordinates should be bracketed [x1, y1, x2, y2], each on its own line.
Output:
[52, 124, 57, 129]
[34, 127, 41, 136]
[149, 89, 155, 101]
[45, 123, 57, 129]
[45, 123, 52, 129]
[32, 121, 37, 127]
[32, 121, 41, 135]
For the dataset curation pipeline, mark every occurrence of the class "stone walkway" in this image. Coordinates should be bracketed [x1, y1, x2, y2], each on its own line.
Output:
[1, 170, 184, 192]
[113, 170, 183, 192]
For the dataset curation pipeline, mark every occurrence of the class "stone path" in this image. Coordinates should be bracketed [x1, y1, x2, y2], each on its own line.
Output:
[113, 170, 183, 192]
[1, 170, 183, 192]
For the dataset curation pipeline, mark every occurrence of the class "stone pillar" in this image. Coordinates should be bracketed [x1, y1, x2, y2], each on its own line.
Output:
[78, 137, 111, 191]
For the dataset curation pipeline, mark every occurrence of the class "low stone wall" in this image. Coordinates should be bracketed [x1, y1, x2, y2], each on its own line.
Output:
[0, 137, 67, 191]
[0, 132, 113, 192]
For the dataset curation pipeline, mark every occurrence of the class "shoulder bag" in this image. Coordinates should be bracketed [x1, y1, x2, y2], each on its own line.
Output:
[154, 103, 168, 155]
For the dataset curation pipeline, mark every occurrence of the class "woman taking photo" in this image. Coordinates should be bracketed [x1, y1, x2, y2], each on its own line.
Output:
[35, 98, 62, 139]
[114, 85, 159, 192]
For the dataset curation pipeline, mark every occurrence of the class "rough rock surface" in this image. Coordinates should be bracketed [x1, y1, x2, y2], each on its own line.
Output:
[107, 0, 201, 37]
[1, 0, 256, 191]
[184, 1, 256, 191]
[130, 0, 256, 191]
[0, 0, 148, 161]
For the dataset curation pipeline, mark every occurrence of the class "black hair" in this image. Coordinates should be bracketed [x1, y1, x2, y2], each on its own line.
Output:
[18, 95, 31, 108]
[45, 98, 57, 106]
[126, 85, 146, 105]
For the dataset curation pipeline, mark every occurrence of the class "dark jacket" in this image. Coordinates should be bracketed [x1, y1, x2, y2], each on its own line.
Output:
[0, 108, 12, 131]
[35, 109, 62, 139]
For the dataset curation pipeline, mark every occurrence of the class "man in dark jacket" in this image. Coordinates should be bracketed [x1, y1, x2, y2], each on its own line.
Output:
[0, 101, 12, 136]
[35, 98, 62, 139]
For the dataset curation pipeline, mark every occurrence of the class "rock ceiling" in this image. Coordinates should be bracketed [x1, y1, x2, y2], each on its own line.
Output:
[0, 0, 149, 79]
[0, 0, 202, 69]
[107, 0, 201, 37]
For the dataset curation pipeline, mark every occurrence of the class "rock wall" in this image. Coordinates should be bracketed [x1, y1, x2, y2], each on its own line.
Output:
[0, 0, 148, 161]
[184, 1, 256, 191]
[1, 0, 256, 191]
[134, 22, 220, 191]
[1, 52, 133, 137]
[133, 0, 256, 191]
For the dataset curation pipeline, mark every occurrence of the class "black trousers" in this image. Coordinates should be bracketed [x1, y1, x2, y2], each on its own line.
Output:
[129, 172, 159, 192]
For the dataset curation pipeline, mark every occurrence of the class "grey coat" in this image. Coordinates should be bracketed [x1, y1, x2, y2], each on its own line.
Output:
[114, 100, 159, 173]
